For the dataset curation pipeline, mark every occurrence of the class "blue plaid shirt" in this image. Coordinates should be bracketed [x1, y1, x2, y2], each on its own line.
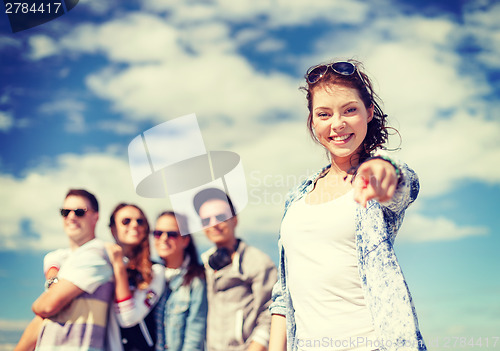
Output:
[270, 154, 427, 351]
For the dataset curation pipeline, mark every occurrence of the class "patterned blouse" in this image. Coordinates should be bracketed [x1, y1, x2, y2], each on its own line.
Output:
[270, 153, 427, 351]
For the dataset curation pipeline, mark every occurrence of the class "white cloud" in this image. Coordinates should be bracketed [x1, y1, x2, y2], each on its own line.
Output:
[463, 1, 500, 68]
[177, 21, 235, 55]
[0, 111, 14, 132]
[0, 111, 30, 132]
[142, 0, 370, 27]
[26, 13, 187, 64]
[23, 14, 301, 131]
[28, 35, 58, 60]
[0, 92, 11, 105]
[255, 38, 286, 53]
[0, 35, 21, 50]
[85, 54, 303, 132]
[400, 111, 500, 197]
[59, 14, 186, 64]
[78, 0, 118, 15]
[234, 28, 266, 45]
[398, 212, 488, 242]
[97, 120, 140, 135]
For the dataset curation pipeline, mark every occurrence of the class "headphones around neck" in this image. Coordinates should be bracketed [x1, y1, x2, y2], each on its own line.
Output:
[208, 239, 240, 271]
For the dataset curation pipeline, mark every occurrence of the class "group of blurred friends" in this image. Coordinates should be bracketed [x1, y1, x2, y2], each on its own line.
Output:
[15, 187, 277, 351]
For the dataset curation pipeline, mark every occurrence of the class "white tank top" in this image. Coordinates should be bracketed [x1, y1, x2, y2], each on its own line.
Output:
[280, 190, 377, 351]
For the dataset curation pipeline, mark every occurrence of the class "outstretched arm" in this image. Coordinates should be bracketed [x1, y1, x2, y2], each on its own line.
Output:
[353, 158, 399, 208]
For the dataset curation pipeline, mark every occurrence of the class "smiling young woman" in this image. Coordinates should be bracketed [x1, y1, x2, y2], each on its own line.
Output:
[152, 211, 207, 351]
[107, 203, 165, 351]
[269, 60, 426, 351]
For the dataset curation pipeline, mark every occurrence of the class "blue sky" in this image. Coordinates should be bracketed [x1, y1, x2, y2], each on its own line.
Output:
[1, 0, 500, 349]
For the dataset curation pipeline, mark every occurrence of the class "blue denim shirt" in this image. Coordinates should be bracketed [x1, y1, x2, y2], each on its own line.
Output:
[155, 271, 208, 351]
[270, 156, 427, 351]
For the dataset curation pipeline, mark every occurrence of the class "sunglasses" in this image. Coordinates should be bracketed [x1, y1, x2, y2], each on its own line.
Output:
[152, 230, 180, 238]
[201, 213, 230, 227]
[121, 218, 146, 226]
[60, 208, 88, 217]
[306, 61, 361, 84]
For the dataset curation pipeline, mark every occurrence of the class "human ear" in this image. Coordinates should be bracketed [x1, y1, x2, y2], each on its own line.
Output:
[367, 105, 374, 122]
[92, 212, 99, 227]
[181, 236, 190, 249]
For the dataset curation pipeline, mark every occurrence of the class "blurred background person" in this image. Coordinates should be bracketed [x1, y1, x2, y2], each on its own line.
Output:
[153, 210, 208, 351]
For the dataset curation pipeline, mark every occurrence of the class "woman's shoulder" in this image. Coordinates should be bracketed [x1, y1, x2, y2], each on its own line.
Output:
[146, 262, 166, 291]
[185, 272, 206, 291]
[152, 262, 165, 274]
[284, 165, 330, 206]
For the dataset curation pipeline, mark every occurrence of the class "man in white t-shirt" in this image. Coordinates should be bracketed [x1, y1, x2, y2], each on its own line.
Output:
[30, 189, 115, 351]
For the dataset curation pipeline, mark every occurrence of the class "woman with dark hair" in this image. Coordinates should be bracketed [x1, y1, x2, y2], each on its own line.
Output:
[152, 211, 208, 351]
[107, 203, 165, 351]
[269, 60, 426, 351]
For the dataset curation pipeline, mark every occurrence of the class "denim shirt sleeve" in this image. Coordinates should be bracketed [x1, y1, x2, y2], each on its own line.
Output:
[372, 152, 420, 245]
[269, 186, 295, 317]
[270, 236, 287, 316]
[356, 157, 426, 350]
[181, 276, 208, 351]
[374, 150, 419, 215]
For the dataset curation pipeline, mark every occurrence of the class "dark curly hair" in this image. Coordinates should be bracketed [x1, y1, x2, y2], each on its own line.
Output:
[302, 59, 394, 164]
[109, 203, 152, 290]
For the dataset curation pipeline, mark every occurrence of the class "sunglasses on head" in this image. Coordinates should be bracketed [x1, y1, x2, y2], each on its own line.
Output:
[201, 213, 230, 227]
[60, 208, 88, 217]
[306, 61, 360, 84]
[121, 218, 146, 226]
[152, 230, 180, 238]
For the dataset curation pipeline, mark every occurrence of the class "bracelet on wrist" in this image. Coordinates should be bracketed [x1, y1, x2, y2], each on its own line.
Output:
[367, 155, 401, 179]
[44, 276, 59, 291]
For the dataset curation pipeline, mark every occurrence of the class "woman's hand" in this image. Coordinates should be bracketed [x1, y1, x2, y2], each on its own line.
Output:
[105, 243, 125, 267]
[353, 158, 398, 207]
[105, 242, 132, 301]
